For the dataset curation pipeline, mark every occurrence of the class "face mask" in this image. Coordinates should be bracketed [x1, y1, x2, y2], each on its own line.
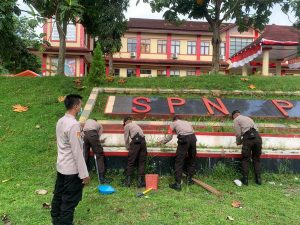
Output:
[77, 107, 83, 116]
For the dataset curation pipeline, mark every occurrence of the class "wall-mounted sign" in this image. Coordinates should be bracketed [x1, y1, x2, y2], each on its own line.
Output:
[104, 96, 300, 118]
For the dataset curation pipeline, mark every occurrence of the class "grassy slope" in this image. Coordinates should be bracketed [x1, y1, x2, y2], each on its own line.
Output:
[0, 76, 299, 225]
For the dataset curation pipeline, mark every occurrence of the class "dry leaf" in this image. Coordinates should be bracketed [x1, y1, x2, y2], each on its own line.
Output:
[240, 78, 249, 81]
[42, 202, 51, 209]
[36, 189, 48, 195]
[73, 78, 82, 86]
[12, 104, 28, 112]
[58, 96, 65, 102]
[227, 216, 234, 221]
[231, 200, 242, 208]
[248, 84, 256, 89]
[35, 124, 41, 129]
[118, 78, 127, 85]
[2, 178, 12, 183]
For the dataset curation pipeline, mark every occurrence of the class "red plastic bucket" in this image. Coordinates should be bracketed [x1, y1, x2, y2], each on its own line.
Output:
[145, 174, 159, 190]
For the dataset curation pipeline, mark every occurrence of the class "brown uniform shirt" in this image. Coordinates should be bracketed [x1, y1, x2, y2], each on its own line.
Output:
[124, 122, 145, 150]
[56, 114, 89, 179]
[162, 119, 194, 144]
[233, 115, 258, 143]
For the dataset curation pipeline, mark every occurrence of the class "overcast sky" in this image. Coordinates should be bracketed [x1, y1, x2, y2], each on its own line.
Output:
[18, 0, 296, 33]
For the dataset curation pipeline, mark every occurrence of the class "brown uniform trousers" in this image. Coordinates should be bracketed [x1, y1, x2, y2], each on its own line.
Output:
[241, 132, 262, 177]
[127, 138, 147, 176]
[175, 134, 197, 182]
[83, 130, 105, 178]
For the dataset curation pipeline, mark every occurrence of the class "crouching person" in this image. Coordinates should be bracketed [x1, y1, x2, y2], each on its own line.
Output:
[123, 116, 147, 188]
[158, 115, 197, 191]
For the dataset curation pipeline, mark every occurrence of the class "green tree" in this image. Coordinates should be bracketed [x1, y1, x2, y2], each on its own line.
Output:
[139, 0, 283, 74]
[80, 0, 129, 75]
[25, 0, 83, 75]
[0, 0, 41, 73]
[88, 42, 105, 84]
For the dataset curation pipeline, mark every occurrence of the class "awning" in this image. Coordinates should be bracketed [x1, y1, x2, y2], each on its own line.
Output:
[229, 38, 299, 68]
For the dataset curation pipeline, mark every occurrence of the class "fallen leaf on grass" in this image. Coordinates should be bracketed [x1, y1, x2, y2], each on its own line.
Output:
[248, 84, 256, 89]
[227, 216, 234, 221]
[12, 104, 28, 112]
[36, 189, 48, 195]
[231, 200, 242, 208]
[42, 202, 51, 209]
[2, 178, 12, 183]
[240, 78, 249, 81]
[35, 124, 41, 129]
[58, 96, 65, 102]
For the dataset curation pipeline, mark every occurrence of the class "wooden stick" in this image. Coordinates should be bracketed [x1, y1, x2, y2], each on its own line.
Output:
[191, 177, 223, 197]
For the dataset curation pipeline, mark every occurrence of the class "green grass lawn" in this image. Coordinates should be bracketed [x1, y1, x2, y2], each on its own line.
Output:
[0, 75, 300, 225]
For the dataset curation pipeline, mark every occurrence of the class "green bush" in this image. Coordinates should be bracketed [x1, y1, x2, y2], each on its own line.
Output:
[87, 42, 105, 84]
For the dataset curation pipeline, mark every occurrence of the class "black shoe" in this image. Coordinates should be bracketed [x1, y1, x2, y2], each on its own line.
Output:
[255, 175, 262, 185]
[100, 177, 112, 184]
[169, 182, 182, 191]
[122, 176, 131, 187]
[187, 176, 194, 185]
[241, 176, 248, 185]
[137, 176, 146, 188]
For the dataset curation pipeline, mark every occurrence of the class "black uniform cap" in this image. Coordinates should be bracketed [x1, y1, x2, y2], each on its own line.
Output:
[231, 110, 240, 118]
[123, 116, 133, 126]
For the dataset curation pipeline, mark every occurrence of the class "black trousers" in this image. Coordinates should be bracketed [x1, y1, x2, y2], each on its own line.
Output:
[175, 134, 197, 182]
[241, 134, 262, 177]
[51, 172, 84, 225]
[83, 130, 105, 178]
[126, 139, 147, 176]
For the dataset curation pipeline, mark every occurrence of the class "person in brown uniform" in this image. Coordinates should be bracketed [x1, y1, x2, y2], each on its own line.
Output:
[158, 115, 197, 191]
[123, 116, 147, 188]
[83, 119, 111, 184]
[232, 110, 262, 185]
[51, 94, 90, 225]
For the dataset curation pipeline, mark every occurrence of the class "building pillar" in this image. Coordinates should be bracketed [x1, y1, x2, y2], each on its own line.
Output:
[167, 34, 172, 59]
[166, 66, 170, 77]
[196, 67, 200, 76]
[275, 61, 281, 76]
[137, 32, 141, 59]
[242, 64, 248, 76]
[262, 50, 270, 76]
[105, 65, 109, 76]
[136, 65, 140, 77]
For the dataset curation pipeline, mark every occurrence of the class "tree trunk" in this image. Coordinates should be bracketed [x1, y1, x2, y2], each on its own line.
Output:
[211, 22, 221, 74]
[56, 17, 67, 76]
[108, 53, 114, 75]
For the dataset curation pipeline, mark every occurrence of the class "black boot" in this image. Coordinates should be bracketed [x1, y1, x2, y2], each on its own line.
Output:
[122, 176, 131, 187]
[137, 176, 146, 188]
[169, 179, 182, 191]
[241, 176, 248, 186]
[99, 177, 113, 184]
[255, 174, 262, 185]
[187, 176, 194, 185]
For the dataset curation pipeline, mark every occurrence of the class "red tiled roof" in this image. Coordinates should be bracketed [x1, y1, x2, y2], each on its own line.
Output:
[128, 18, 232, 33]
[253, 24, 300, 44]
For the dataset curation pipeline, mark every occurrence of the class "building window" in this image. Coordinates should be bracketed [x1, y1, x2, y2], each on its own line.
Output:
[52, 22, 76, 41]
[171, 40, 180, 54]
[127, 69, 135, 77]
[140, 69, 151, 74]
[141, 39, 151, 53]
[127, 38, 137, 52]
[230, 37, 253, 56]
[50, 57, 76, 76]
[157, 70, 166, 76]
[201, 42, 210, 55]
[187, 41, 196, 55]
[114, 69, 120, 76]
[220, 42, 226, 59]
[157, 40, 167, 54]
[187, 71, 196, 76]
[170, 70, 180, 76]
